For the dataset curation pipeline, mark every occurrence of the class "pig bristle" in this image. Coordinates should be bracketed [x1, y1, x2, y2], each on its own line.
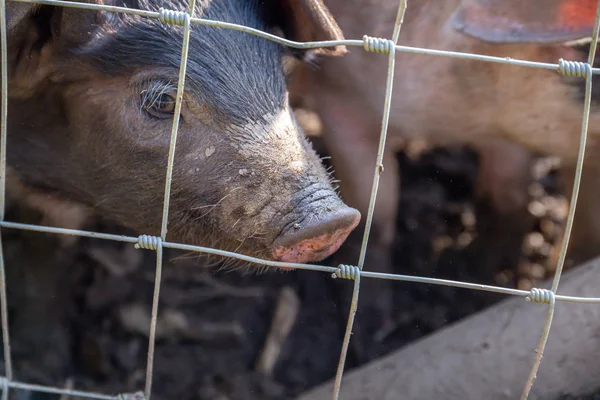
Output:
[174, 208, 276, 273]
[191, 187, 243, 219]
[216, 258, 274, 275]
[167, 250, 202, 263]
[136, 79, 178, 112]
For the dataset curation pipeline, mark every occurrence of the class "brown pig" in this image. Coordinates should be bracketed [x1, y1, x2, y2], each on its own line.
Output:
[2, 0, 360, 385]
[289, 0, 600, 360]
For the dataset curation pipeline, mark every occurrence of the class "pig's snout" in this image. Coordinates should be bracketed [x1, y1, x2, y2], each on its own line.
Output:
[272, 206, 361, 267]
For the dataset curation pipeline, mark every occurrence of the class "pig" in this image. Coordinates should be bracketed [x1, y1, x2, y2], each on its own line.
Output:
[2, 0, 359, 385]
[289, 0, 600, 361]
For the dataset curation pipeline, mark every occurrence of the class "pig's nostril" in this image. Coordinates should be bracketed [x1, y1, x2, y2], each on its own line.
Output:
[272, 207, 361, 265]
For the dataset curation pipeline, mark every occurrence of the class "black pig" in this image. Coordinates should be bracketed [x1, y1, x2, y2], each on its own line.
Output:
[2, 0, 359, 387]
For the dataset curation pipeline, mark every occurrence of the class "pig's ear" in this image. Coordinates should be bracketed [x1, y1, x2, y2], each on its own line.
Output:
[450, 0, 599, 44]
[7, 0, 112, 96]
[266, 0, 347, 63]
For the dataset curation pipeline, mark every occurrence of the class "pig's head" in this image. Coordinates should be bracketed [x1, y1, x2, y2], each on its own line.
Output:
[5, 0, 360, 264]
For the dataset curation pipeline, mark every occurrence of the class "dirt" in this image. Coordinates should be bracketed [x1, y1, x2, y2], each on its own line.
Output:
[0, 118, 598, 399]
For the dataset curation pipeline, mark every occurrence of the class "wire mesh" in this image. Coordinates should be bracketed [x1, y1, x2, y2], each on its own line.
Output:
[0, 0, 598, 399]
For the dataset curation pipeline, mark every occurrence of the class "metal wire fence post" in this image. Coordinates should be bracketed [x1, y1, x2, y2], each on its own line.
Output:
[139, 6, 194, 400]
[330, 2, 407, 399]
[520, 2, 600, 397]
[0, 0, 13, 397]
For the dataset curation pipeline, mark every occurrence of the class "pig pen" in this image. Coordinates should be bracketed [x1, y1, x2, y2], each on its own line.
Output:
[1, 107, 598, 400]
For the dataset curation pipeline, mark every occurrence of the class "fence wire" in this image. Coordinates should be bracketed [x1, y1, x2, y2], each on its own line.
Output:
[0, 0, 599, 399]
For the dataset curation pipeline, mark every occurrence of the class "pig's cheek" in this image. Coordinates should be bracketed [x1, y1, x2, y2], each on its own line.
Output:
[182, 143, 219, 171]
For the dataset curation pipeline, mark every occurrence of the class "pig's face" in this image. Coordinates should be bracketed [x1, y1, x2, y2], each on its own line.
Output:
[6, 0, 360, 263]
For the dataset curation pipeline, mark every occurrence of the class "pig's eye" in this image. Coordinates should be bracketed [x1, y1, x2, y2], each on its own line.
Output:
[156, 93, 176, 113]
[153, 93, 176, 115]
[142, 91, 177, 118]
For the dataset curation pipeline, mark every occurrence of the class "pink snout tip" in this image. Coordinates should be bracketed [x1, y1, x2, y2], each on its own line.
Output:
[272, 207, 361, 270]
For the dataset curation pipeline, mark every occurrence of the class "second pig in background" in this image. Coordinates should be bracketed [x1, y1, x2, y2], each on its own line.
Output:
[288, 0, 600, 362]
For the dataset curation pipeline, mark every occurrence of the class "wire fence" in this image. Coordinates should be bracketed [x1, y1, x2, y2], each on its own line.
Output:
[0, 0, 599, 399]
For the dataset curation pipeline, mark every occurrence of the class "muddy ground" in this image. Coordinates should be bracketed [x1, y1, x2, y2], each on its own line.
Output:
[0, 115, 598, 399]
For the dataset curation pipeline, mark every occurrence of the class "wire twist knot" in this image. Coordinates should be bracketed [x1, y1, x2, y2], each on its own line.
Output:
[117, 393, 146, 400]
[159, 8, 189, 26]
[332, 264, 360, 280]
[558, 59, 591, 78]
[135, 235, 162, 250]
[363, 35, 394, 54]
[526, 288, 555, 304]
